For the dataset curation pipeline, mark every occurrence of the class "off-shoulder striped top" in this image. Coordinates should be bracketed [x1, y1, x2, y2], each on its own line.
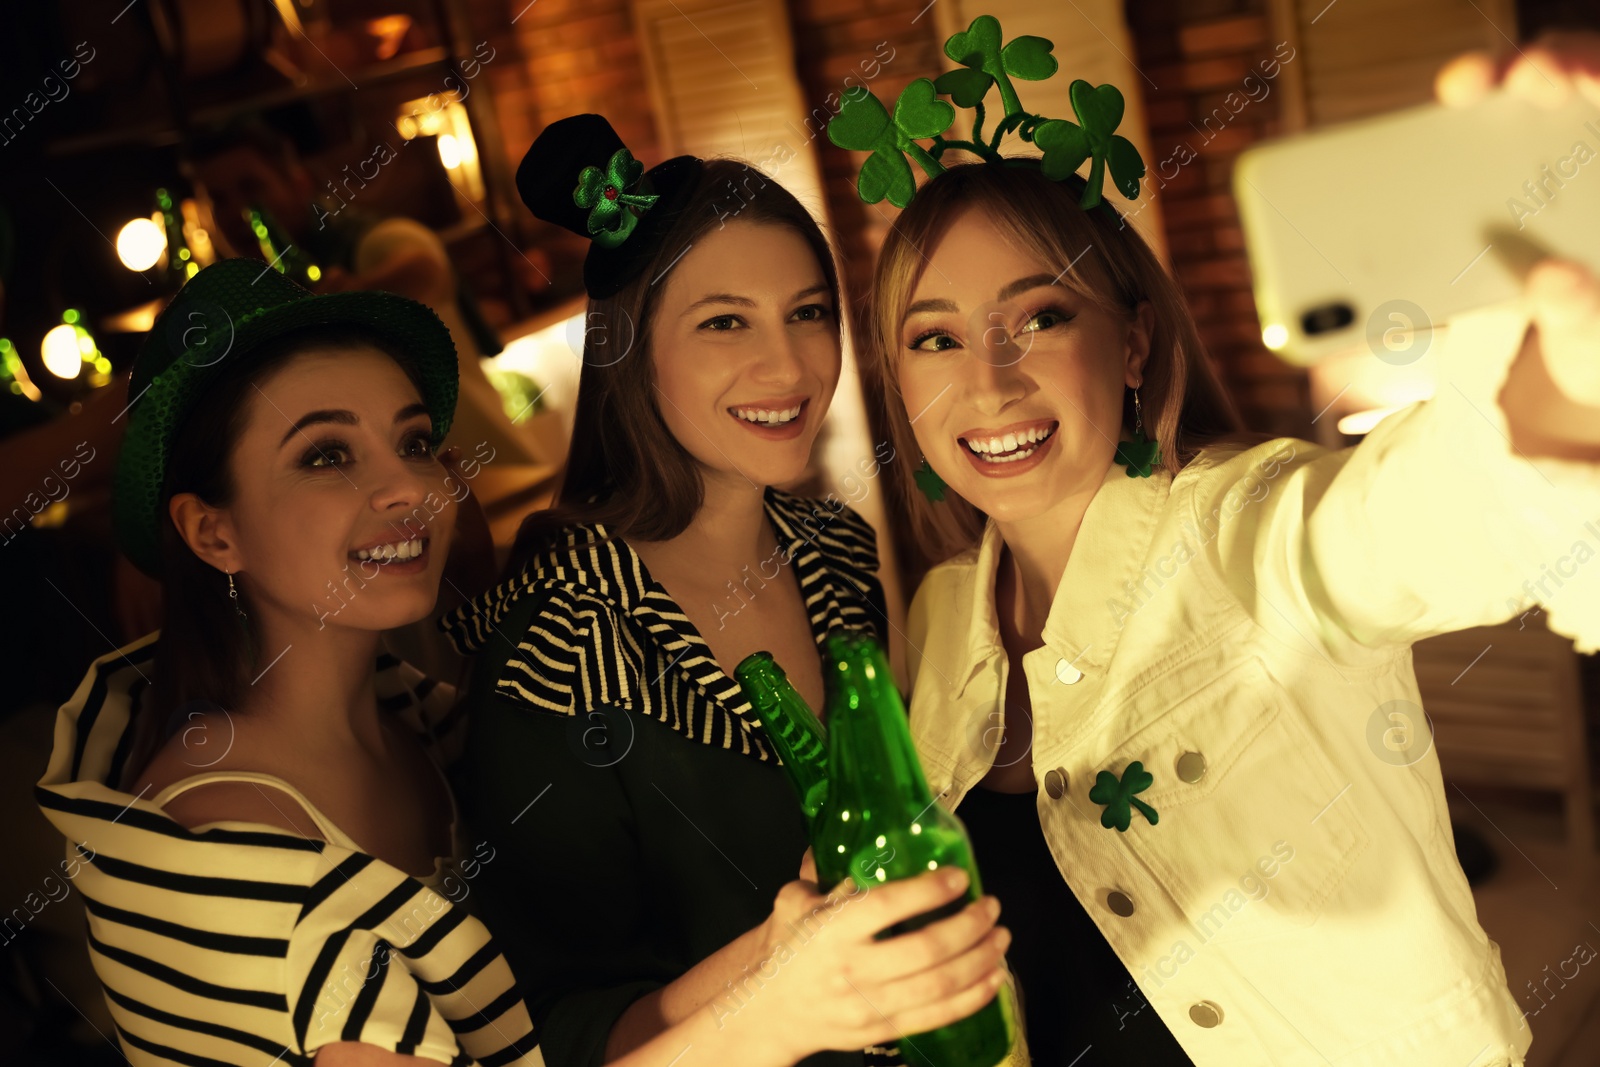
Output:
[34, 631, 544, 1066]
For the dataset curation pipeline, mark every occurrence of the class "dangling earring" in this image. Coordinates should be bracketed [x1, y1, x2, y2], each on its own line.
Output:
[227, 569, 259, 669]
[227, 570, 247, 619]
[913, 456, 947, 503]
[1114, 385, 1161, 478]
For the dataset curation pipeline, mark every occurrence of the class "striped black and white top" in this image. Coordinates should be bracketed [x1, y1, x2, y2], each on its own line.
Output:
[439, 486, 888, 760]
[34, 631, 544, 1066]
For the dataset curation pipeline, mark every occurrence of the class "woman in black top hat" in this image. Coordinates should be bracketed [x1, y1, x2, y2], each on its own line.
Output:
[441, 115, 1012, 1067]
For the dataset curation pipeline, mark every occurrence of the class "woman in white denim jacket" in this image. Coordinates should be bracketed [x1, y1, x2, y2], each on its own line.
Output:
[857, 39, 1600, 1067]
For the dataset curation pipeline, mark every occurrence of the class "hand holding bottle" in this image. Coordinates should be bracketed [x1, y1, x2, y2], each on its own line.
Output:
[737, 863, 1010, 1063]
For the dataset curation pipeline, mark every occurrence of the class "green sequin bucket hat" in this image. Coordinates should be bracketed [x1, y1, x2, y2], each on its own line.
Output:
[113, 257, 460, 577]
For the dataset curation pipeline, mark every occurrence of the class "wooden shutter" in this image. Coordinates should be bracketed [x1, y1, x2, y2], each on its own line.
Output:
[630, 0, 828, 217]
[1271, 0, 1519, 128]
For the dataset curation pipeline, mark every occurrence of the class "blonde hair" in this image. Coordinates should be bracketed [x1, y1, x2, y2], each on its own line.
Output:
[861, 161, 1259, 581]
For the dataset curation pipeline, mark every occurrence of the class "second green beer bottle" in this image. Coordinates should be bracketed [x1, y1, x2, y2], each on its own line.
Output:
[734, 650, 830, 833]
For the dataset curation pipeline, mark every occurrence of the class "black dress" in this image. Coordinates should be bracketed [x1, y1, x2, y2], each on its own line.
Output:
[959, 785, 1196, 1066]
[441, 489, 895, 1067]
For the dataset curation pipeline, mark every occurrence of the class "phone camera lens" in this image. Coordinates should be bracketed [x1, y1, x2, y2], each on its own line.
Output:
[1300, 303, 1355, 336]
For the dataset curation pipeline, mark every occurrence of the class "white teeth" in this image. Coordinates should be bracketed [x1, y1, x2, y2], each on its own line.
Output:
[356, 538, 423, 562]
[733, 404, 801, 426]
[980, 446, 1038, 464]
[964, 424, 1054, 457]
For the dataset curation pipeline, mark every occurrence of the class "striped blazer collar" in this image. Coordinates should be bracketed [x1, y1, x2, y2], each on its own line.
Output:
[448, 487, 874, 644]
[443, 488, 885, 762]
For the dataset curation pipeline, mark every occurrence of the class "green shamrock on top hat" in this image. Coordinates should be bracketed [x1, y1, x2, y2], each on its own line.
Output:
[826, 14, 1147, 211]
[573, 147, 660, 247]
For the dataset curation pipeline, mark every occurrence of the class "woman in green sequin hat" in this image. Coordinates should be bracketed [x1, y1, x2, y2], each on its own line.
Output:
[45, 239, 1010, 1061]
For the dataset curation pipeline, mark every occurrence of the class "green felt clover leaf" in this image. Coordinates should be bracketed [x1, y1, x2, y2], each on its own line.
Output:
[933, 66, 994, 109]
[1114, 432, 1161, 478]
[1033, 119, 1091, 182]
[894, 78, 956, 140]
[573, 148, 659, 237]
[828, 88, 912, 207]
[827, 85, 895, 153]
[913, 458, 947, 503]
[1033, 81, 1147, 209]
[943, 13, 1003, 70]
[942, 16, 1054, 118]
[827, 81, 952, 208]
[1088, 760, 1159, 832]
[1000, 35, 1058, 81]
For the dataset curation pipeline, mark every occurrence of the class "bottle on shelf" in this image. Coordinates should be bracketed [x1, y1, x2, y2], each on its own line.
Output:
[247, 204, 323, 288]
[157, 187, 197, 285]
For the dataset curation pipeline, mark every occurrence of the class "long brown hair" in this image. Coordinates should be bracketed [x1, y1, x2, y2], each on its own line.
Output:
[862, 161, 1266, 580]
[124, 327, 431, 787]
[509, 158, 845, 566]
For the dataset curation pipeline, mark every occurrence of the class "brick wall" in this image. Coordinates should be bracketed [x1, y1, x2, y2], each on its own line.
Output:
[787, 0, 945, 301]
[1127, 1, 1313, 438]
[465, 0, 661, 303]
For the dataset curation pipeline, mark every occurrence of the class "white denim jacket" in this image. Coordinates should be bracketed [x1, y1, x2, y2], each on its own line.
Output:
[904, 302, 1600, 1067]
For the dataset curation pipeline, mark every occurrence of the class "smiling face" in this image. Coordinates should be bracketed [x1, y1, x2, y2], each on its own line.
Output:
[895, 204, 1152, 524]
[649, 219, 841, 490]
[173, 345, 457, 635]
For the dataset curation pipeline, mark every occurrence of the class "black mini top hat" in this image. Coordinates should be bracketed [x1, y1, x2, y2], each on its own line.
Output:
[113, 258, 459, 577]
[516, 114, 705, 299]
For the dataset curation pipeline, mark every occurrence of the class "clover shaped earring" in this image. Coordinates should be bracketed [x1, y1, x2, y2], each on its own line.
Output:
[914, 457, 947, 503]
[1114, 386, 1160, 478]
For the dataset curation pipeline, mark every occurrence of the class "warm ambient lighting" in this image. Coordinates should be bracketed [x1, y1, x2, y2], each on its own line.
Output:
[1336, 405, 1406, 436]
[398, 97, 485, 201]
[1261, 323, 1289, 351]
[41, 310, 109, 385]
[364, 15, 412, 60]
[116, 216, 166, 272]
[0, 337, 42, 401]
[437, 133, 462, 169]
[41, 324, 82, 379]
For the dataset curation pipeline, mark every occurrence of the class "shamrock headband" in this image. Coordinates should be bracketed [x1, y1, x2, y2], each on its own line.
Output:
[826, 14, 1147, 212]
[516, 114, 705, 299]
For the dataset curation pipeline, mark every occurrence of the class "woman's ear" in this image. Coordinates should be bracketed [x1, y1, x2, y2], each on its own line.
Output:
[1126, 300, 1155, 386]
[168, 493, 241, 574]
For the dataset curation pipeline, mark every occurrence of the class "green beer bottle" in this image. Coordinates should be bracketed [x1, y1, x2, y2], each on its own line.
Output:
[735, 650, 830, 834]
[815, 630, 1015, 1067]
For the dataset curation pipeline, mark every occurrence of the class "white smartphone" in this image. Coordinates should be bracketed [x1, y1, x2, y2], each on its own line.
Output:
[1234, 90, 1600, 366]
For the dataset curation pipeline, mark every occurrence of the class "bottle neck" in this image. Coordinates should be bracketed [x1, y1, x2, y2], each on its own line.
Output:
[740, 658, 827, 765]
[825, 640, 934, 810]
